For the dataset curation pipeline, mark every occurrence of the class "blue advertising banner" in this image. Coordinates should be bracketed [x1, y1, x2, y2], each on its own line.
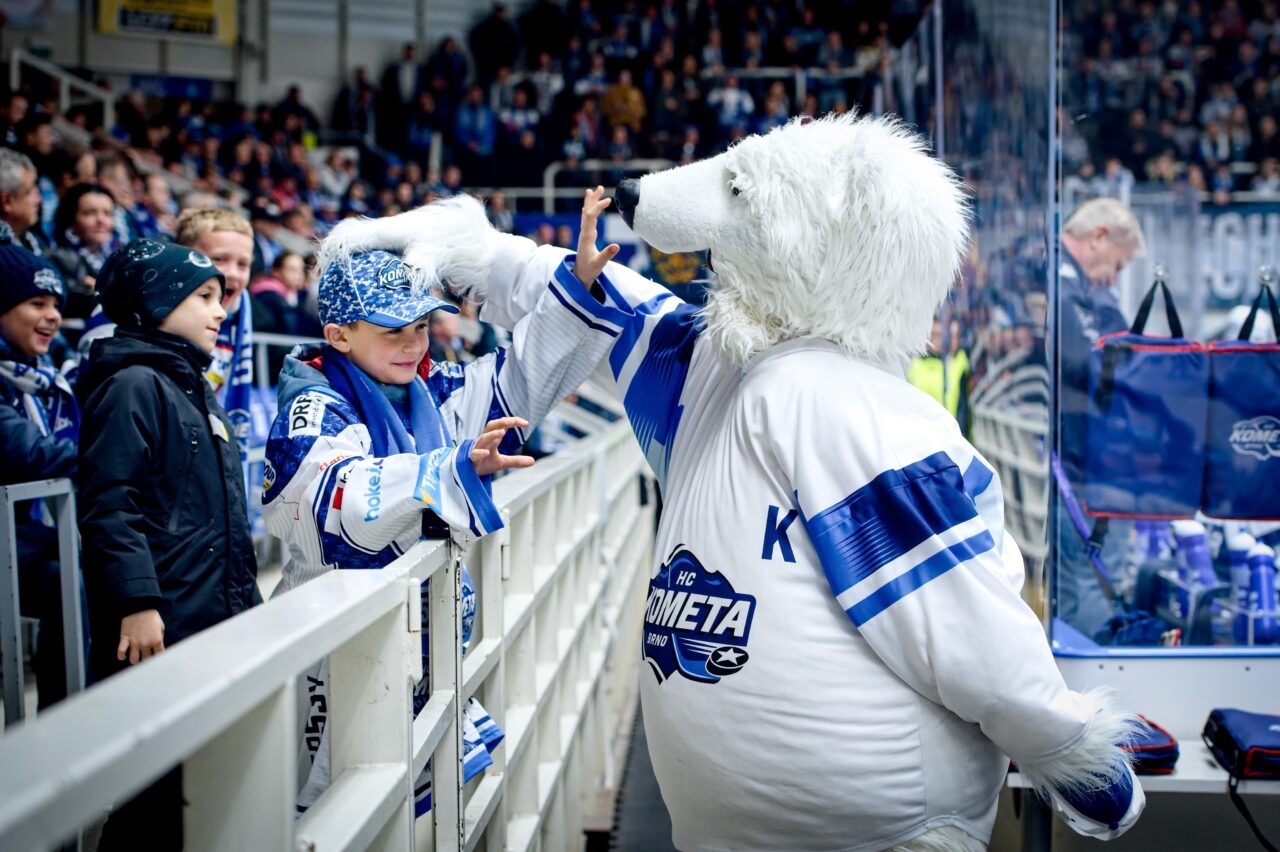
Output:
[1202, 202, 1280, 308]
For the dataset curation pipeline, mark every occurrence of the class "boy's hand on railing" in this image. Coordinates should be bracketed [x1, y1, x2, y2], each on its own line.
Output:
[118, 609, 165, 665]
[471, 417, 535, 477]
[574, 186, 620, 290]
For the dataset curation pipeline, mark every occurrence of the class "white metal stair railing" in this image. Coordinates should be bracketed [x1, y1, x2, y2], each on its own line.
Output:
[6, 49, 115, 130]
[970, 356, 1051, 575]
[0, 393, 654, 852]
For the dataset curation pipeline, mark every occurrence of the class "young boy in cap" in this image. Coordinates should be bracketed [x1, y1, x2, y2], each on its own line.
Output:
[0, 245, 80, 709]
[264, 191, 618, 815]
[76, 238, 260, 850]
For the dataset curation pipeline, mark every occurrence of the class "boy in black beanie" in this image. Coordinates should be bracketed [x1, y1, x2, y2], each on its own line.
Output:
[76, 238, 260, 851]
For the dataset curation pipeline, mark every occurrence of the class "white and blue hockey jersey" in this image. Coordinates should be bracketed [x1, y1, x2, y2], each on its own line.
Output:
[483, 238, 1119, 851]
[262, 248, 619, 814]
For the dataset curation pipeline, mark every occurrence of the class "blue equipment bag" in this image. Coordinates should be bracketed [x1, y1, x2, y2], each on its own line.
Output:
[1084, 278, 1208, 518]
[1203, 708, 1280, 852]
[1204, 285, 1280, 520]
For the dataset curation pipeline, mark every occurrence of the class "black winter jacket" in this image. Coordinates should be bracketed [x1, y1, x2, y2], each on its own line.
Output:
[77, 327, 260, 678]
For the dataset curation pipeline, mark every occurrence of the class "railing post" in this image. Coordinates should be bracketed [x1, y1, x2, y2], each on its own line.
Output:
[543, 162, 563, 215]
[0, 487, 22, 726]
[328, 594, 415, 849]
[9, 50, 20, 95]
[184, 681, 297, 851]
[52, 490, 84, 698]
[429, 542, 463, 850]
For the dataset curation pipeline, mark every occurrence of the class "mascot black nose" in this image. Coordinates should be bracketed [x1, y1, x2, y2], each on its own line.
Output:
[614, 179, 640, 229]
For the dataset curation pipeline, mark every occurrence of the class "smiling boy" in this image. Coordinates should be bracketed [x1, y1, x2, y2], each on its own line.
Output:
[264, 190, 619, 815]
[76, 238, 260, 850]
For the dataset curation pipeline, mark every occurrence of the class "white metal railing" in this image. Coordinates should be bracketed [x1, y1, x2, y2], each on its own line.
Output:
[541, 159, 674, 214]
[0, 478, 83, 730]
[0, 387, 652, 851]
[7, 49, 115, 130]
[970, 358, 1050, 575]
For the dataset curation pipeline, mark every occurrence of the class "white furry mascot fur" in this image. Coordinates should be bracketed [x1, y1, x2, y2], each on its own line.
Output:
[319, 113, 1144, 851]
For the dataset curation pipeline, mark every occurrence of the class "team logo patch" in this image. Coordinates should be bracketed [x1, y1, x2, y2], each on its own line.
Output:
[377, 258, 410, 290]
[288, 394, 328, 437]
[187, 250, 213, 268]
[262, 458, 276, 492]
[643, 547, 755, 685]
[33, 268, 62, 297]
[1230, 416, 1280, 461]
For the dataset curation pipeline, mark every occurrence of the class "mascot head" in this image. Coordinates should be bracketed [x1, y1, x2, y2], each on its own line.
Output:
[614, 113, 970, 366]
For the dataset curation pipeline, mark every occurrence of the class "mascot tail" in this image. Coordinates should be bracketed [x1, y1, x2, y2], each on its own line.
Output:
[1018, 689, 1146, 840]
[315, 194, 500, 300]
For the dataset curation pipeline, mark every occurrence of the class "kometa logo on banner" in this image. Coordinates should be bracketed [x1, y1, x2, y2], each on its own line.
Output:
[643, 547, 755, 685]
[1229, 415, 1280, 460]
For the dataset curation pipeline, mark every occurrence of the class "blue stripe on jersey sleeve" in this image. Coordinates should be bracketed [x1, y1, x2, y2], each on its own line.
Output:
[803, 452, 988, 618]
[847, 530, 995, 624]
[962, 456, 994, 499]
[551, 260, 630, 336]
[452, 438, 503, 535]
[618, 301, 702, 482]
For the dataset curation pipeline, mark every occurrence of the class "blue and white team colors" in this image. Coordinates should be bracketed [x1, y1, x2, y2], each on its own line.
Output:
[484, 238, 1131, 851]
[263, 238, 620, 814]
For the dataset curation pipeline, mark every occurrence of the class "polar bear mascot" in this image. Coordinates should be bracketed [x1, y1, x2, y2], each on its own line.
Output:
[319, 113, 1143, 851]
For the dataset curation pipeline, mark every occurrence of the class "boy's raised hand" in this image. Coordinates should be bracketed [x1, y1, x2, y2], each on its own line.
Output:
[471, 416, 535, 477]
[574, 186, 620, 288]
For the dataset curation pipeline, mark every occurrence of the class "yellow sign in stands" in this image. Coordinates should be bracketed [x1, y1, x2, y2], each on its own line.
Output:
[97, 0, 237, 46]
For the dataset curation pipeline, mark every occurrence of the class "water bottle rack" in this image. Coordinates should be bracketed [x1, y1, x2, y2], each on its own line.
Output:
[1151, 569, 1279, 646]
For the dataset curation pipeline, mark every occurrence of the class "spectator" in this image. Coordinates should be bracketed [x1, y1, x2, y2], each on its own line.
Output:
[0, 148, 48, 255]
[486, 190, 514, 233]
[276, 85, 320, 137]
[602, 23, 640, 75]
[250, 249, 319, 342]
[530, 51, 566, 114]
[454, 84, 498, 183]
[428, 305, 466, 363]
[470, 5, 520, 86]
[283, 203, 316, 241]
[0, 247, 79, 710]
[425, 36, 468, 106]
[707, 74, 755, 141]
[249, 202, 283, 271]
[573, 53, 610, 99]
[1252, 114, 1280, 161]
[332, 67, 378, 136]
[379, 43, 422, 149]
[1254, 157, 1280, 195]
[50, 183, 118, 318]
[602, 69, 647, 133]
[79, 239, 258, 850]
[0, 92, 28, 148]
[499, 87, 541, 148]
[135, 173, 178, 239]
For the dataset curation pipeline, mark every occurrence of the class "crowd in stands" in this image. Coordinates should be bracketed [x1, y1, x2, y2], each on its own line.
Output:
[1060, 0, 1280, 200]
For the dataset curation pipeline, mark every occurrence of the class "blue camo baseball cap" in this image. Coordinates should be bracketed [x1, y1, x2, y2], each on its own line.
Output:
[318, 249, 459, 328]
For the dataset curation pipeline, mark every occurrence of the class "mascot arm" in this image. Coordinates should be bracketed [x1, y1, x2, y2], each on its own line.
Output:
[431, 252, 622, 453]
[789, 442, 1143, 839]
[477, 234, 710, 487]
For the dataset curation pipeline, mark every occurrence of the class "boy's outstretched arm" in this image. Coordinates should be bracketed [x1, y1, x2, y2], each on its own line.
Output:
[264, 396, 520, 568]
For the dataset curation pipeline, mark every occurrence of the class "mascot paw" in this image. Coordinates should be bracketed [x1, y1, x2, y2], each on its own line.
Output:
[1019, 689, 1146, 841]
[1046, 760, 1145, 840]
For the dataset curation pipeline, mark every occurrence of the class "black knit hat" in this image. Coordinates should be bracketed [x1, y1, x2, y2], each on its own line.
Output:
[97, 239, 225, 328]
[0, 244, 64, 317]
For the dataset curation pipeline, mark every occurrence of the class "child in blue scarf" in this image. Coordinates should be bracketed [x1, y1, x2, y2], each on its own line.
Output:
[264, 191, 619, 817]
[0, 244, 81, 710]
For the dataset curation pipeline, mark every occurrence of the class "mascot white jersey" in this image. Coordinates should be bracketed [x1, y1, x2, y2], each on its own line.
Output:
[344, 114, 1144, 851]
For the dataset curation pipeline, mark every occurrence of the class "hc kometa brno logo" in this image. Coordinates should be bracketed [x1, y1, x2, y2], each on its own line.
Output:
[1229, 415, 1280, 461]
[643, 547, 755, 685]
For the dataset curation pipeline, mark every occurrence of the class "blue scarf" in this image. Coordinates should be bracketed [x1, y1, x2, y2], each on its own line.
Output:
[0, 342, 80, 525]
[320, 347, 450, 456]
[208, 298, 271, 531]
